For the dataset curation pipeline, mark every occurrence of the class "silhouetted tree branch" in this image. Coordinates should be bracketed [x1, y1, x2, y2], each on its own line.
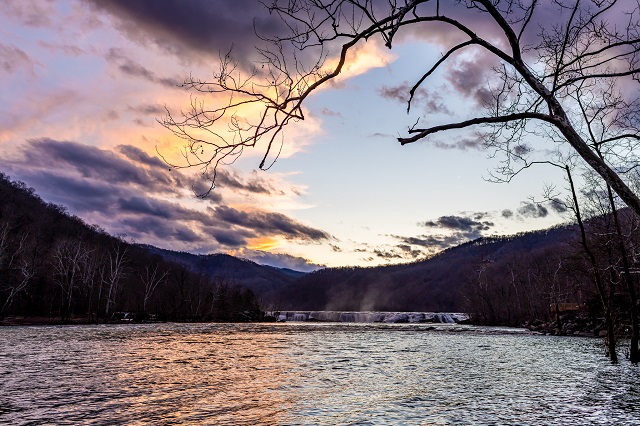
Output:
[161, 0, 640, 217]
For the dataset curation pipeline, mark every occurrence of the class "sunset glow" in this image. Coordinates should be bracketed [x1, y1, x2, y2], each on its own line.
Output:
[0, 0, 574, 270]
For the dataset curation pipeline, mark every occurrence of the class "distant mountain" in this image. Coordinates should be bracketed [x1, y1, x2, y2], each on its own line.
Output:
[139, 245, 299, 302]
[270, 225, 579, 314]
[2, 170, 615, 328]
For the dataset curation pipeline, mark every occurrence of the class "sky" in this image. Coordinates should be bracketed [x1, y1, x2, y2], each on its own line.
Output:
[0, 0, 582, 270]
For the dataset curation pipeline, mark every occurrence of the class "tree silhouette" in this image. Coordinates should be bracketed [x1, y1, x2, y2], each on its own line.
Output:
[161, 0, 640, 214]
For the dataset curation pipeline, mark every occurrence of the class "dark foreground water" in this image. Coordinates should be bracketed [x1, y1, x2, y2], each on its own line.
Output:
[1, 323, 639, 425]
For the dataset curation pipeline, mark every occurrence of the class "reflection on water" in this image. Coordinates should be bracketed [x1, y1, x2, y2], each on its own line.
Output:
[1, 322, 639, 425]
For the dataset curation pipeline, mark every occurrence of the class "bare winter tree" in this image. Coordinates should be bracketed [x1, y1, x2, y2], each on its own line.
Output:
[139, 263, 170, 314]
[101, 240, 128, 322]
[161, 0, 640, 212]
[51, 239, 88, 322]
[0, 221, 34, 318]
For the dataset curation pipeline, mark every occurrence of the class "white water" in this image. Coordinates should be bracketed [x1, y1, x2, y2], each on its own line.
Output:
[268, 310, 467, 323]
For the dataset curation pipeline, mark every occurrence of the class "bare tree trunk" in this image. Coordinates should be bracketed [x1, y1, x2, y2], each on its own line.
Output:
[566, 166, 617, 362]
[102, 242, 128, 322]
[605, 185, 639, 362]
[140, 264, 169, 314]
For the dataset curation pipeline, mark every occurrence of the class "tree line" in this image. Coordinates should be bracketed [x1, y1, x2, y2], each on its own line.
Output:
[0, 173, 261, 324]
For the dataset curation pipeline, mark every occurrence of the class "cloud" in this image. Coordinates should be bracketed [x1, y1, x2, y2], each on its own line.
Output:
[215, 205, 330, 242]
[1, 0, 56, 28]
[379, 81, 451, 114]
[239, 249, 324, 272]
[106, 48, 182, 88]
[446, 52, 498, 107]
[394, 234, 471, 251]
[388, 212, 497, 255]
[502, 209, 514, 218]
[215, 169, 284, 196]
[0, 43, 36, 76]
[320, 108, 342, 118]
[0, 138, 331, 256]
[433, 137, 484, 151]
[127, 104, 166, 116]
[515, 199, 568, 218]
[422, 213, 494, 233]
[37, 41, 85, 57]
[373, 248, 403, 260]
[16, 139, 179, 195]
[84, 0, 284, 67]
[116, 144, 167, 169]
[212, 229, 247, 247]
[549, 198, 568, 213]
[517, 202, 549, 218]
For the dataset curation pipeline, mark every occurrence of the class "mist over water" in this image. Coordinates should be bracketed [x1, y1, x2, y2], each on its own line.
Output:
[1, 322, 639, 425]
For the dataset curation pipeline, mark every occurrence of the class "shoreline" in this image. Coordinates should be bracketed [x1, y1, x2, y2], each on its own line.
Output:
[0, 315, 600, 337]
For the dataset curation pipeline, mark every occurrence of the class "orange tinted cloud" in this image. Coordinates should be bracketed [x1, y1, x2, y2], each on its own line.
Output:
[247, 237, 280, 252]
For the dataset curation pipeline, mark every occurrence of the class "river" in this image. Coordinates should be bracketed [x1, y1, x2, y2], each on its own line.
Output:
[1, 322, 639, 425]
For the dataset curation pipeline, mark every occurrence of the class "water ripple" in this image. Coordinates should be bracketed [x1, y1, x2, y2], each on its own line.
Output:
[0, 323, 639, 425]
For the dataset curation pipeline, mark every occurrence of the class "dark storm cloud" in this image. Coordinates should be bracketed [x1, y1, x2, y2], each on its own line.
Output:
[106, 48, 182, 88]
[369, 244, 424, 261]
[85, 0, 284, 66]
[379, 82, 450, 114]
[215, 205, 330, 242]
[446, 55, 497, 107]
[515, 199, 567, 218]
[17, 139, 223, 204]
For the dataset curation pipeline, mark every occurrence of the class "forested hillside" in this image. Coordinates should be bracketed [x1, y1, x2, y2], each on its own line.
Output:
[0, 173, 262, 323]
[272, 215, 638, 337]
[272, 226, 578, 314]
[2, 171, 639, 341]
[141, 246, 298, 304]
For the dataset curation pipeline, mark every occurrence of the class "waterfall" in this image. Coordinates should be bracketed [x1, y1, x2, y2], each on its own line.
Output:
[266, 311, 468, 324]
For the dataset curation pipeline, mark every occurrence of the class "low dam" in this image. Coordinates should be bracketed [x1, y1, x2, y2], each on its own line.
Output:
[266, 311, 468, 323]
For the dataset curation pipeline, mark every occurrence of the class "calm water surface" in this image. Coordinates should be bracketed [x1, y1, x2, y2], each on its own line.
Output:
[1, 322, 639, 425]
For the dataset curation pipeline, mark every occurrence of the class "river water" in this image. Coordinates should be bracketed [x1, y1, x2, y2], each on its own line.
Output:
[1, 322, 639, 425]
